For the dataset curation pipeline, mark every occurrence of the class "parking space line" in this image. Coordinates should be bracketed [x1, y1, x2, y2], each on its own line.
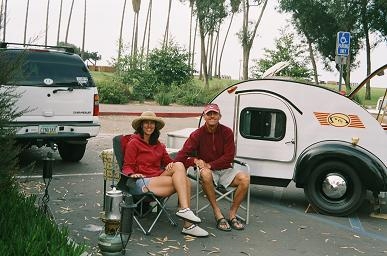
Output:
[16, 172, 103, 179]
[348, 215, 365, 232]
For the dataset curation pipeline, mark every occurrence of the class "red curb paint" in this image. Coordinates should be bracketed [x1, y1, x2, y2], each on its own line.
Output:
[99, 112, 202, 118]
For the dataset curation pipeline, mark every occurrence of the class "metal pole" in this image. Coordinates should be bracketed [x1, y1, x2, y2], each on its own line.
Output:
[338, 62, 343, 92]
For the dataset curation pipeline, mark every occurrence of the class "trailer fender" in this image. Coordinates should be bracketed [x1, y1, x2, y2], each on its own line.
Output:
[294, 141, 387, 191]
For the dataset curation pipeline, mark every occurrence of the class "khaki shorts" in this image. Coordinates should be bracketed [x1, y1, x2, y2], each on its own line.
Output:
[188, 167, 242, 189]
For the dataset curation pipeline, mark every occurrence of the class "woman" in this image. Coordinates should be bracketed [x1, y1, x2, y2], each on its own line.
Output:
[122, 111, 208, 237]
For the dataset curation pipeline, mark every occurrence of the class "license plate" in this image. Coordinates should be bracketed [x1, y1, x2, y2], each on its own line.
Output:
[39, 125, 58, 134]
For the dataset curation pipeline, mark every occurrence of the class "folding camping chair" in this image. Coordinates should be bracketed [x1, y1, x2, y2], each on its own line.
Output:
[112, 134, 177, 235]
[188, 159, 251, 224]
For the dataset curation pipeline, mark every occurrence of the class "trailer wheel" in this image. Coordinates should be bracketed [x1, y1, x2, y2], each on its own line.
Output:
[304, 161, 365, 216]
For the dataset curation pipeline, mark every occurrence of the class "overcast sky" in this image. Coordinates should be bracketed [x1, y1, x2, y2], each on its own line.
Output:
[3, 0, 387, 85]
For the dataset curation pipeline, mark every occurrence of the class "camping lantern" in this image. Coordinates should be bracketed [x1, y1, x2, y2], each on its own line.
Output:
[98, 188, 124, 256]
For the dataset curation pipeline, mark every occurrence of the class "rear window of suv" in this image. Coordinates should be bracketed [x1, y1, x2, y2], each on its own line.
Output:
[1, 49, 95, 87]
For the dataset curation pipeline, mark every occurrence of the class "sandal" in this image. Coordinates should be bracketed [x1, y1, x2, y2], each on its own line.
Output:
[216, 217, 231, 232]
[228, 217, 245, 230]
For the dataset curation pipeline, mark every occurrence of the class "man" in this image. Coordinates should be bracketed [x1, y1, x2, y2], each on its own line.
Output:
[174, 103, 250, 231]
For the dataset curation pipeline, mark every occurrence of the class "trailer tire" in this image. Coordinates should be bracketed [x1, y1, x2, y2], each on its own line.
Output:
[304, 161, 365, 216]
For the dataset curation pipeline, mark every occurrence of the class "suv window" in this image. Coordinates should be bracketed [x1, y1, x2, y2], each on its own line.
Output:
[2, 50, 95, 87]
[240, 108, 286, 141]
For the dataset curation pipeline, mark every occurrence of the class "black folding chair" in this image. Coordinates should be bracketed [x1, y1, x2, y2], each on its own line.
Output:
[113, 135, 177, 235]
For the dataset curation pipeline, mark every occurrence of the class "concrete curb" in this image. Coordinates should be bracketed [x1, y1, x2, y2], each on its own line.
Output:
[99, 111, 202, 118]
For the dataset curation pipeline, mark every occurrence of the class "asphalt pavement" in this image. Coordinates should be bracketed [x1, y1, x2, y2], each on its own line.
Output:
[17, 102, 387, 256]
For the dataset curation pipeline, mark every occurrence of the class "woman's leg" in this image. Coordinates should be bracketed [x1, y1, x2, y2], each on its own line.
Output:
[146, 162, 191, 208]
[160, 162, 191, 209]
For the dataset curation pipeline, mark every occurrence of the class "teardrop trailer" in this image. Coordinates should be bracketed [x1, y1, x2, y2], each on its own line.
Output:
[167, 64, 387, 217]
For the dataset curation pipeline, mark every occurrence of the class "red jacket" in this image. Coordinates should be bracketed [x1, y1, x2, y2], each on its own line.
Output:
[122, 134, 173, 177]
[174, 124, 235, 170]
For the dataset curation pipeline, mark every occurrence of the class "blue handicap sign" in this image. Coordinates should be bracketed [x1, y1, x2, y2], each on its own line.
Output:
[337, 31, 351, 56]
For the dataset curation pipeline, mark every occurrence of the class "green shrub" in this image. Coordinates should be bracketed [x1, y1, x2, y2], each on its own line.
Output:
[169, 81, 225, 106]
[0, 184, 86, 256]
[97, 79, 131, 104]
[147, 42, 193, 88]
[131, 70, 158, 101]
[155, 92, 173, 106]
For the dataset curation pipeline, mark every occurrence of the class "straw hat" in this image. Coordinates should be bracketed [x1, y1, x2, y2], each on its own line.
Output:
[131, 111, 165, 130]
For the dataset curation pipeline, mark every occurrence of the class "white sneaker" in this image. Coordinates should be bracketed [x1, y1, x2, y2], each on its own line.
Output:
[181, 224, 209, 237]
[176, 208, 201, 223]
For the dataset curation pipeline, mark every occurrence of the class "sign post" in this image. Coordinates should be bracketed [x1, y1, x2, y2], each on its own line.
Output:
[336, 31, 351, 92]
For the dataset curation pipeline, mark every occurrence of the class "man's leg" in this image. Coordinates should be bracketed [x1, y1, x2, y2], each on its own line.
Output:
[228, 171, 250, 221]
[200, 168, 230, 230]
[200, 168, 222, 218]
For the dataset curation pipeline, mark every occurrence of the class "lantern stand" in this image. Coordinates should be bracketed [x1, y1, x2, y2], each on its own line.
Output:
[39, 143, 57, 221]
[119, 193, 136, 255]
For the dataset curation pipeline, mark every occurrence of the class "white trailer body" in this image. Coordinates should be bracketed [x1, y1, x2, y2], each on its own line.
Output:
[168, 67, 387, 216]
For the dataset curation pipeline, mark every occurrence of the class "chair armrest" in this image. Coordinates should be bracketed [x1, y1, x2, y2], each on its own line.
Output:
[117, 173, 137, 192]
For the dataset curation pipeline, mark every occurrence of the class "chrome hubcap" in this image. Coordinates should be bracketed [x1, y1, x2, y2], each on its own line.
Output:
[322, 173, 347, 199]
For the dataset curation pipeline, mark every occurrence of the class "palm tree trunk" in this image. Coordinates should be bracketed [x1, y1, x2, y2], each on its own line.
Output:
[131, 15, 136, 56]
[146, 0, 152, 57]
[23, 0, 30, 45]
[208, 32, 213, 78]
[81, 0, 87, 60]
[117, 0, 127, 61]
[65, 0, 75, 44]
[198, 18, 209, 88]
[45, 0, 50, 46]
[57, 0, 63, 45]
[218, 13, 234, 78]
[163, 0, 172, 48]
[191, 16, 198, 75]
[306, 36, 318, 84]
[0, 0, 3, 32]
[141, 0, 152, 58]
[213, 29, 219, 77]
[242, 0, 267, 80]
[131, 0, 141, 58]
[2, 0, 7, 41]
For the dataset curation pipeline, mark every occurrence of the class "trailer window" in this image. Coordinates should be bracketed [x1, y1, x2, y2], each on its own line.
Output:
[240, 108, 286, 141]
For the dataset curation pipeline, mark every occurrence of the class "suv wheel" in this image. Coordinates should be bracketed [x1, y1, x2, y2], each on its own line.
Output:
[58, 142, 87, 162]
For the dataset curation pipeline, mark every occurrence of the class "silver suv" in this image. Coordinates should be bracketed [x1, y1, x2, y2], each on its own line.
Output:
[0, 42, 100, 162]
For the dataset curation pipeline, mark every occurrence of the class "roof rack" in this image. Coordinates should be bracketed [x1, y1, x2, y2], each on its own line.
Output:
[0, 42, 75, 54]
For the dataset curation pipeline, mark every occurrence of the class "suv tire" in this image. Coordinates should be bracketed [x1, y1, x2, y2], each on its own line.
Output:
[58, 142, 87, 162]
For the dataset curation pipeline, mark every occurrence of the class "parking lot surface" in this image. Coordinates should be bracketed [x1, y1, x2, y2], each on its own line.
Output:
[17, 104, 387, 256]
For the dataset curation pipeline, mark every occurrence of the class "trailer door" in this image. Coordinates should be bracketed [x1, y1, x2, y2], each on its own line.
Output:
[235, 93, 296, 162]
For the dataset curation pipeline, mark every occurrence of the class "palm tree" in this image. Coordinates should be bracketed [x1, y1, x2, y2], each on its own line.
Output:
[57, 0, 63, 45]
[81, 0, 87, 59]
[140, 0, 152, 58]
[131, 0, 141, 57]
[146, 0, 152, 57]
[241, 0, 268, 80]
[23, 0, 30, 45]
[0, 0, 3, 33]
[163, 0, 172, 48]
[187, 0, 195, 69]
[218, 0, 241, 77]
[45, 0, 50, 46]
[2, 0, 8, 41]
[65, 0, 75, 44]
[118, 0, 127, 61]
